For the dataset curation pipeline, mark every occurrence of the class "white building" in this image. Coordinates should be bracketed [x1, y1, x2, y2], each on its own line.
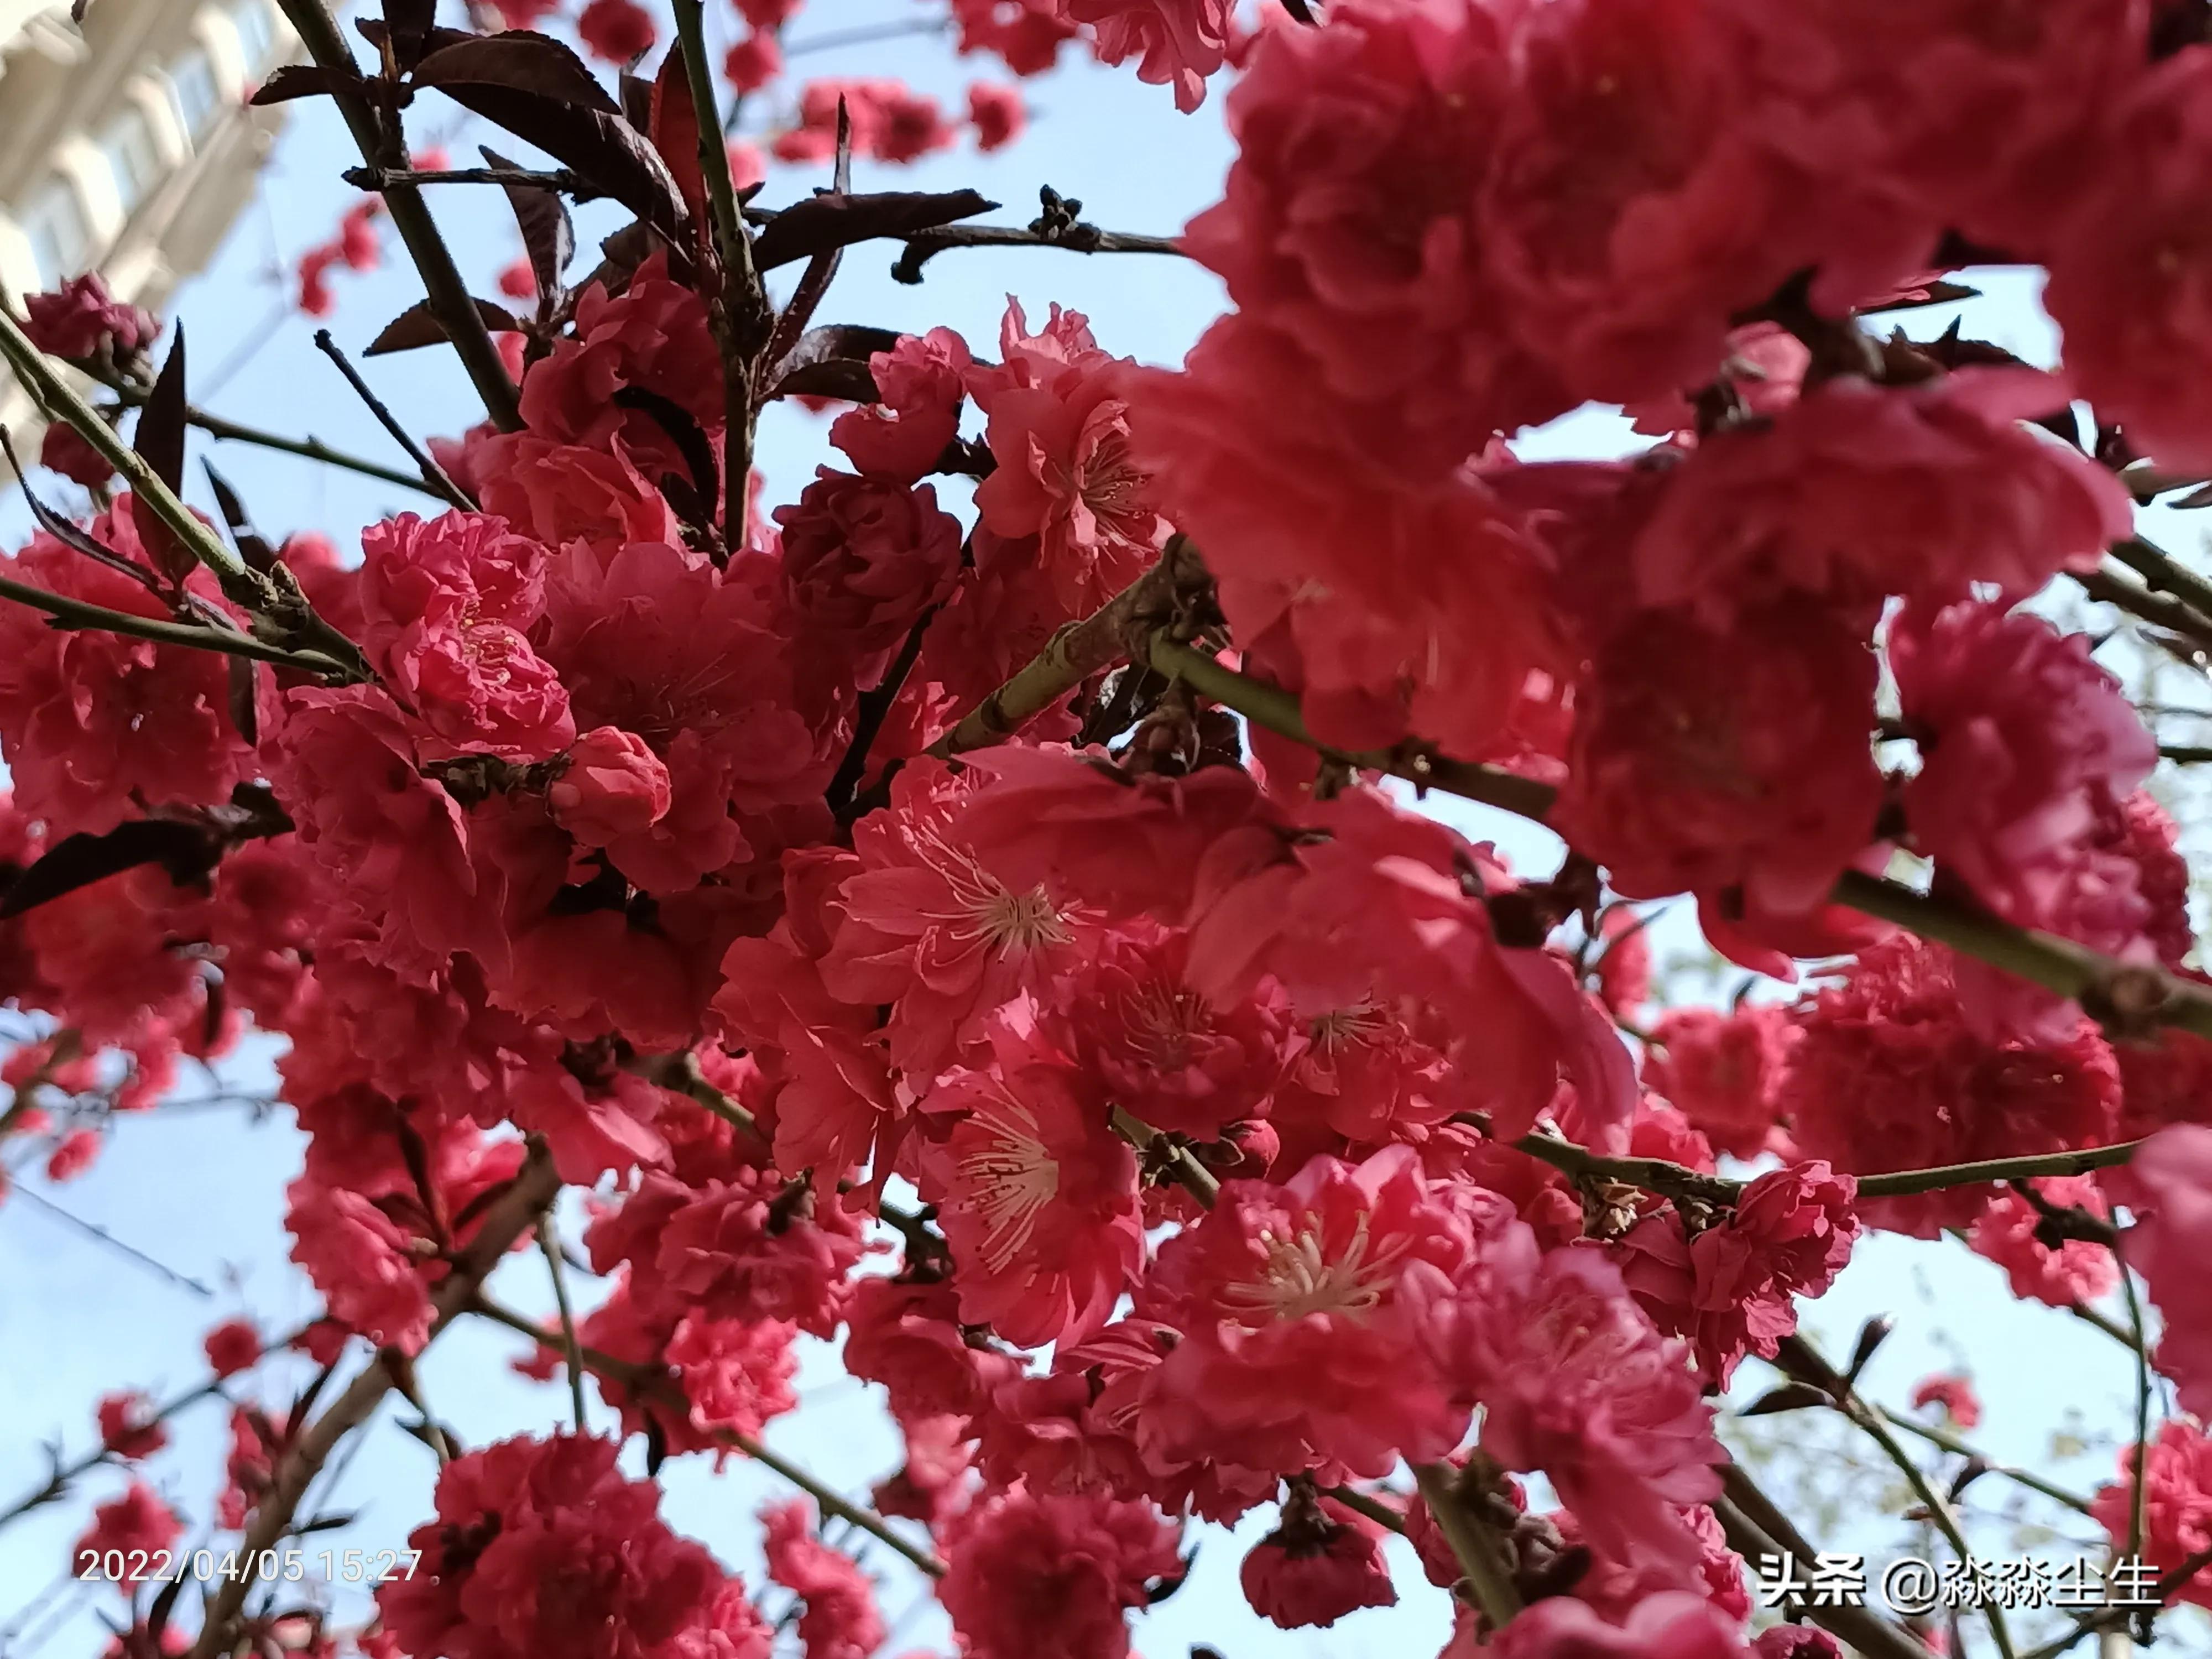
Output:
[0, 0, 296, 424]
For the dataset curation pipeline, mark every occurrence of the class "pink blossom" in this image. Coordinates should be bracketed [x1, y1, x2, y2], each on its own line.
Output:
[938, 1488, 1182, 1659]
[916, 1011, 1143, 1347]
[1239, 1490, 1396, 1629]
[2125, 1125, 2212, 1420]
[379, 1435, 729, 1659]
[1136, 1148, 1475, 1481]
[1619, 1162, 1860, 1387]
[773, 80, 958, 164]
[75, 1484, 180, 1585]
[1910, 1374, 1982, 1430]
[1408, 1226, 1725, 1577]
[285, 1178, 435, 1354]
[722, 29, 781, 92]
[0, 508, 253, 835]
[775, 468, 964, 687]
[1640, 1004, 1793, 1160]
[97, 1391, 166, 1459]
[1636, 372, 2132, 627]
[520, 253, 721, 478]
[967, 81, 1026, 149]
[830, 328, 973, 483]
[1554, 598, 1882, 919]
[1490, 1592, 1750, 1659]
[1967, 1177, 2120, 1307]
[45, 1128, 99, 1181]
[40, 421, 112, 487]
[968, 301, 1160, 615]
[950, 0, 1077, 74]
[761, 1500, 885, 1659]
[357, 511, 574, 761]
[472, 435, 684, 566]
[23, 275, 156, 359]
[548, 726, 672, 848]
[2044, 51, 2212, 473]
[666, 1314, 798, 1442]
[1779, 937, 2122, 1235]
[1068, 0, 1232, 111]
[2090, 1420, 2212, 1610]
[842, 1276, 1021, 1421]
[203, 1318, 263, 1379]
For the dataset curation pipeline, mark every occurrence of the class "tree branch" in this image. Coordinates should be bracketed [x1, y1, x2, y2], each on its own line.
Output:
[0, 572, 352, 675]
[184, 1148, 561, 1659]
[890, 221, 1185, 285]
[268, 0, 521, 431]
[670, 0, 765, 539]
[1412, 1461, 1522, 1633]
[1712, 1481, 1937, 1659]
[1879, 1405, 2094, 1516]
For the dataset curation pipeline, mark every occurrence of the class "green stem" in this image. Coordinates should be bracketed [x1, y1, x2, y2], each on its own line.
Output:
[1411, 1462, 1522, 1632]
[1878, 1405, 2094, 1516]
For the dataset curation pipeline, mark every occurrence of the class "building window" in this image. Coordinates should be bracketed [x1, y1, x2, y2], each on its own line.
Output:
[100, 107, 164, 217]
[229, 0, 275, 71]
[21, 177, 91, 289]
[169, 53, 221, 138]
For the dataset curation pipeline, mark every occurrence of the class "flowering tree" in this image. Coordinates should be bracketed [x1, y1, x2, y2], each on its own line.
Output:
[14, 1, 2212, 1656]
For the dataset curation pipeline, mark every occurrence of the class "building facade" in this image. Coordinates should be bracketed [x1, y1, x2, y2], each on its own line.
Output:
[0, 0, 295, 425]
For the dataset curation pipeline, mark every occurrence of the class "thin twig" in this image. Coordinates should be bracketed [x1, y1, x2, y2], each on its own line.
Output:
[311, 330, 477, 513]
[537, 1216, 588, 1433]
[1109, 1105, 1220, 1208]
[2117, 1240, 2153, 1568]
[1878, 1405, 2095, 1516]
[344, 163, 599, 198]
[2111, 536, 2212, 632]
[93, 372, 448, 497]
[828, 605, 936, 820]
[3, 1183, 213, 1297]
[269, 0, 521, 430]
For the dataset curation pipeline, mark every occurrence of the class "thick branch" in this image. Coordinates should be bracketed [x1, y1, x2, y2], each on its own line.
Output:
[185, 1149, 560, 1659]
[927, 537, 1208, 758]
[269, 0, 521, 431]
[2110, 535, 2212, 632]
[1411, 1462, 1522, 1632]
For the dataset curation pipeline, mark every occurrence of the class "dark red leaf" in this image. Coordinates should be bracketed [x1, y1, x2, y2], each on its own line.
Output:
[248, 64, 361, 105]
[424, 84, 687, 237]
[649, 45, 708, 236]
[382, 0, 439, 71]
[364, 296, 524, 356]
[612, 385, 716, 506]
[0, 427, 158, 590]
[766, 325, 901, 404]
[481, 145, 575, 317]
[411, 30, 621, 112]
[130, 327, 195, 586]
[751, 190, 996, 272]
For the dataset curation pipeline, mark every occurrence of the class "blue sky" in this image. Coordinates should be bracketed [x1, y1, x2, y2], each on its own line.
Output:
[0, 3, 2193, 1656]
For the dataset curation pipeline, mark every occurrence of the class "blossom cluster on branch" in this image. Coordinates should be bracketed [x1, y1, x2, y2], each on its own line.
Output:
[16, 1, 2212, 1657]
